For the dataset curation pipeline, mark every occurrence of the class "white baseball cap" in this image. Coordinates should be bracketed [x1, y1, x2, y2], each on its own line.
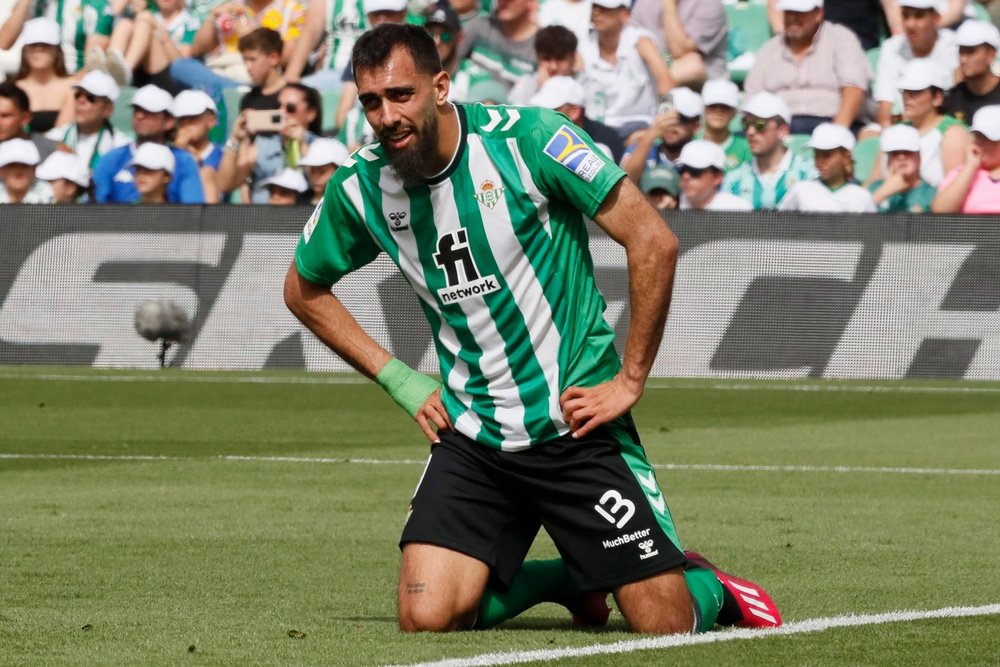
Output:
[22, 17, 61, 46]
[363, 0, 406, 12]
[262, 167, 308, 192]
[129, 142, 175, 173]
[530, 76, 585, 109]
[36, 151, 90, 187]
[299, 138, 351, 167]
[676, 140, 727, 170]
[701, 78, 740, 109]
[970, 105, 1000, 141]
[130, 85, 174, 114]
[807, 122, 856, 151]
[590, 0, 630, 8]
[955, 20, 1000, 50]
[775, 0, 822, 11]
[171, 90, 217, 118]
[897, 0, 939, 9]
[0, 138, 40, 167]
[74, 70, 119, 103]
[742, 91, 792, 124]
[669, 87, 704, 118]
[898, 59, 952, 91]
[880, 124, 921, 152]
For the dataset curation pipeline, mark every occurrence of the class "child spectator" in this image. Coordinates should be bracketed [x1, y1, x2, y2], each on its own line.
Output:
[508, 24, 576, 106]
[677, 140, 753, 210]
[171, 89, 223, 203]
[946, 21, 1000, 125]
[529, 76, 624, 163]
[15, 18, 73, 134]
[621, 87, 702, 184]
[261, 166, 307, 204]
[36, 150, 91, 203]
[698, 78, 752, 172]
[869, 124, 936, 212]
[0, 137, 53, 203]
[130, 141, 175, 203]
[933, 105, 1000, 213]
[779, 122, 876, 212]
[46, 72, 131, 172]
[239, 28, 286, 112]
[639, 163, 680, 210]
[298, 137, 349, 204]
[581, 0, 673, 138]
[0, 82, 59, 160]
[723, 92, 816, 209]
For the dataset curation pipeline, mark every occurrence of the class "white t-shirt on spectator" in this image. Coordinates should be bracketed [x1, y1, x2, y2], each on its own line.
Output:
[874, 30, 959, 106]
[778, 180, 877, 213]
[537, 0, 592, 47]
[581, 25, 659, 128]
[680, 191, 754, 211]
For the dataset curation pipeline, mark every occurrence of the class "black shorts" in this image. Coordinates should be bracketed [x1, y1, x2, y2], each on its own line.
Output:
[399, 418, 685, 592]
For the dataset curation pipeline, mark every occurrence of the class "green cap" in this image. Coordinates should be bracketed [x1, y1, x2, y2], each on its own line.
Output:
[640, 164, 680, 196]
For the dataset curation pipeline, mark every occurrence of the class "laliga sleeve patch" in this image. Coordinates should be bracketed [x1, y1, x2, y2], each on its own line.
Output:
[302, 198, 323, 244]
[543, 124, 605, 183]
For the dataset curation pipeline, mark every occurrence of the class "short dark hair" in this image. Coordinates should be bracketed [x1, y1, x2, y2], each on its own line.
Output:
[535, 25, 577, 60]
[239, 27, 283, 56]
[283, 82, 323, 135]
[0, 81, 30, 112]
[352, 23, 442, 82]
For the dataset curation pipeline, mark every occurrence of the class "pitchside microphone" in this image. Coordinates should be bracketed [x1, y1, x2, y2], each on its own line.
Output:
[134, 299, 190, 368]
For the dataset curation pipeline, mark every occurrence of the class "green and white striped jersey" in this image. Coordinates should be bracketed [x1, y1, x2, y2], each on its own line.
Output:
[296, 104, 626, 451]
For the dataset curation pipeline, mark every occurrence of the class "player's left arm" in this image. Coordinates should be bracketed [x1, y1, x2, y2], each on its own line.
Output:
[560, 177, 678, 438]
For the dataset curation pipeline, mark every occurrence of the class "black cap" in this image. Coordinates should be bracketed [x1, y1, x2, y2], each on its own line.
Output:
[424, 1, 461, 32]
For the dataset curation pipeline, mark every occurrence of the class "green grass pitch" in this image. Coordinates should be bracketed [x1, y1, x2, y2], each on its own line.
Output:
[2, 366, 999, 666]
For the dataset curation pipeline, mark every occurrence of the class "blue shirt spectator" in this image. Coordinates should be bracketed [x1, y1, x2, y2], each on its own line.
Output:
[93, 142, 205, 203]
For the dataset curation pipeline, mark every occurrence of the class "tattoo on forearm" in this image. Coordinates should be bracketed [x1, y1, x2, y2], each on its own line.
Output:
[406, 582, 426, 595]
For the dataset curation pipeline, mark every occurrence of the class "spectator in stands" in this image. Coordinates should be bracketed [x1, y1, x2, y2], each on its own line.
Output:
[453, 0, 539, 97]
[220, 82, 320, 203]
[171, 89, 223, 203]
[261, 166, 308, 204]
[745, 0, 870, 135]
[170, 0, 306, 90]
[869, 124, 937, 212]
[92, 84, 205, 203]
[130, 141, 175, 204]
[946, 20, 1000, 125]
[639, 163, 680, 210]
[897, 59, 969, 186]
[298, 136, 349, 204]
[582, 0, 673, 138]
[676, 140, 753, 210]
[698, 78, 752, 172]
[874, 0, 959, 128]
[36, 150, 90, 203]
[0, 82, 58, 160]
[621, 86, 702, 184]
[46, 72, 130, 173]
[103, 0, 200, 92]
[508, 24, 576, 106]
[0, 137, 53, 202]
[723, 92, 816, 209]
[767, 0, 901, 52]
[629, 0, 728, 86]
[285, 0, 367, 89]
[537, 0, 590, 46]
[333, 0, 409, 133]
[239, 28, 286, 112]
[424, 1, 464, 78]
[15, 18, 73, 133]
[779, 122, 876, 211]
[933, 105, 1000, 213]
[0, 0, 114, 75]
[529, 76, 624, 162]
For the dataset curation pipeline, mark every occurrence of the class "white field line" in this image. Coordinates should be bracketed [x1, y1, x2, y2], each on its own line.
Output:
[1, 453, 999, 476]
[2, 372, 1000, 394]
[387, 603, 1000, 667]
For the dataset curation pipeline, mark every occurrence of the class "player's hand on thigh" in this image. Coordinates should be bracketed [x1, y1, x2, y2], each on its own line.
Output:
[560, 374, 642, 439]
[415, 389, 452, 443]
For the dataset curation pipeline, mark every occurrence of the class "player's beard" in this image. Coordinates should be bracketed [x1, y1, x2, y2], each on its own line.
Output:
[380, 109, 440, 188]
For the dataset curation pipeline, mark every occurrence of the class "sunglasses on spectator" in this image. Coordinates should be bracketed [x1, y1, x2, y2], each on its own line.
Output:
[678, 166, 710, 177]
[742, 118, 773, 132]
[283, 103, 298, 114]
[74, 90, 98, 103]
[430, 30, 453, 43]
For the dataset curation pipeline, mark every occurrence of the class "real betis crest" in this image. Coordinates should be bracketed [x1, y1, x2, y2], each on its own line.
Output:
[474, 179, 505, 209]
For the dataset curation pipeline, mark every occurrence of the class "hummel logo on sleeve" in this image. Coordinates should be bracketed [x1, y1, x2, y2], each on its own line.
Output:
[543, 124, 605, 183]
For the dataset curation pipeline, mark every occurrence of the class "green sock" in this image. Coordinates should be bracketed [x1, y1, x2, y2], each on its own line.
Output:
[475, 559, 575, 629]
[684, 567, 724, 632]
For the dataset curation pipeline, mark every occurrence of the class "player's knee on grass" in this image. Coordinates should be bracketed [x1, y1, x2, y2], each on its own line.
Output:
[614, 568, 695, 634]
[398, 595, 479, 632]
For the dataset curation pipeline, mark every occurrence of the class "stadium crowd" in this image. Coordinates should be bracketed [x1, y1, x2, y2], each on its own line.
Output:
[0, 0, 997, 212]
